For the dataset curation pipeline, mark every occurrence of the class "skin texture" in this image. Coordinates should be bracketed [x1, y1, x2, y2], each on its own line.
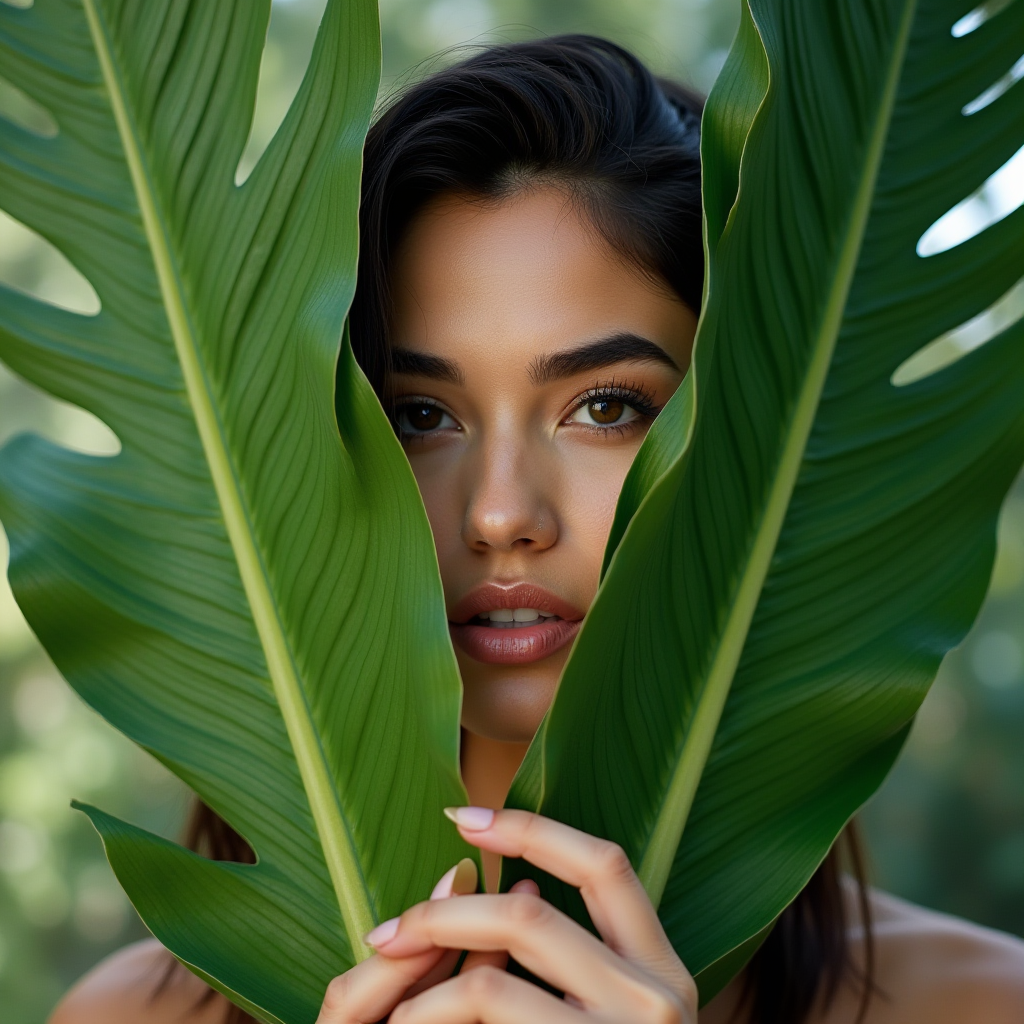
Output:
[390, 188, 695, 747]
[49, 188, 1024, 1024]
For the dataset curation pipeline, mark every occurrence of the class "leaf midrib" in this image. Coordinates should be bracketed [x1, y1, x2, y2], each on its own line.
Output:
[636, 0, 920, 905]
[80, 0, 375, 959]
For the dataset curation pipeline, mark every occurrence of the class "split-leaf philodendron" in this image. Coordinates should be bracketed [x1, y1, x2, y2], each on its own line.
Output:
[0, 1, 1021, 1020]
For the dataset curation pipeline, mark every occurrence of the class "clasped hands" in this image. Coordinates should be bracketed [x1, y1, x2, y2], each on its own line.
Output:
[316, 808, 698, 1024]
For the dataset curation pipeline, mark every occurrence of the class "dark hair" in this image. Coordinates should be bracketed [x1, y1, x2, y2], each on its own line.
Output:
[739, 827, 876, 1024]
[349, 34, 705, 397]
[160, 35, 875, 1024]
[151, 802, 256, 1024]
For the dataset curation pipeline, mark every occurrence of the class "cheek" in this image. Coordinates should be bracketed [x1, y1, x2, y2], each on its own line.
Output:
[556, 443, 636, 578]
[405, 448, 465, 560]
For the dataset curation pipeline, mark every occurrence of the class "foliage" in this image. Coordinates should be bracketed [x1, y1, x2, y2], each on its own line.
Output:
[375, 0, 740, 93]
[505, 0, 1024, 1002]
[0, 3, 740, 1021]
[0, 1, 469, 1020]
[0, 2, 1019, 1024]
[864, 474, 1024, 931]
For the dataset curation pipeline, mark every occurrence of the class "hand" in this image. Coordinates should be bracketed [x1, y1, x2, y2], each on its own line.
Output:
[314, 856, 505, 1024]
[318, 809, 697, 1024]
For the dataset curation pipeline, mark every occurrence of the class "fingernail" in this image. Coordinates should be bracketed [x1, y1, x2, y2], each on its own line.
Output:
[443, 806, 495, 831]
[364, 917, 400, 948]
[452, 857, 479, 895]
[430, 864, 458, 900]
[430, 857, 479, 900]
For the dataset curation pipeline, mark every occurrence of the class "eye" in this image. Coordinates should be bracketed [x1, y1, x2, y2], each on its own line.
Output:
[568, 395, 644, 428]
[564, 383, 660, 433]
[394, 400, 458, 436]
[571, 397, 635, 426]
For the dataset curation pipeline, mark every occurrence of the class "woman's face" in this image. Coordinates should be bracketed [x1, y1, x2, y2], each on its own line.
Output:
[390, 187, 697, 743]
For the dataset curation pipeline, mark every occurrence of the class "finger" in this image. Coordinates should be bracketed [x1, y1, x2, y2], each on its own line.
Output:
[390, 966, 585, 1024]
[459, 948, 508, 973]
[405, 858, 481, 995]
[316, 859, 479, 1023]
[509, 878, 540, 897]
[458, 877, 534, 975]
[368, 891, 649, 1007]
[315, 949, 445, 1024]
[402, 948, 463, 998]
[445, 807, 673, 965]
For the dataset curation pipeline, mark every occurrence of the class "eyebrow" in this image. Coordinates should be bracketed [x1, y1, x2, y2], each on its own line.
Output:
[391, 348, 465, 385]
[389, 331, 678, 389]
[529, 332, 679, 384]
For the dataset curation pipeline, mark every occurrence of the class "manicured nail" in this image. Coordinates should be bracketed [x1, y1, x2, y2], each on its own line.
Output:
[364, 917, 400, 948]
[452, 857, 479, 895]
[430, 864, 458, 900]
[430, 857, 479, 900]
[443, 806, 495, 831]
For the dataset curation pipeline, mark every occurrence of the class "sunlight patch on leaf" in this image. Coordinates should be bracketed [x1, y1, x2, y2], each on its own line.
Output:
[917, 143, 1024, 256]
[892, 276, 1024, 385]
[0, 75, 57, 138]
[0, 209, 100, 316]
[963, 53, 1024, 115]
[951, 0, 1017, 37]
[235, 0, 329, 185]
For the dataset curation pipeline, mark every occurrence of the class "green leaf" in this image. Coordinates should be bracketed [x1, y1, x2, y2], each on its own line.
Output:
[602, 2, 768, 571]
[0, 1, 469, 1019]
[507, 0, 1024, 1002]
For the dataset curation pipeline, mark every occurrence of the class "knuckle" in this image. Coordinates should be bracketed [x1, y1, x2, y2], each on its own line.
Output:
[520, 810, 545, 846]
[505, 891, 550, 927]
[593, 840, 634, 883]
[678, 973, 699, 1008]
[463, 965, 507, 1003]
[320, 974, 350, 1015]
[638, 987, 686, 1024]
[412, 900, 440, 935]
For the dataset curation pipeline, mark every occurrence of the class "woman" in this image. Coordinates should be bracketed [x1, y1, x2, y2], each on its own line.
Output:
[51, 36, 1024, 1024]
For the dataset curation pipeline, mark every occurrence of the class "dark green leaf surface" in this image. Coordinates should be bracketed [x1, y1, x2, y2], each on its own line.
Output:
[508, 0, 1024, 1001]
[0, 2, 469, 1020]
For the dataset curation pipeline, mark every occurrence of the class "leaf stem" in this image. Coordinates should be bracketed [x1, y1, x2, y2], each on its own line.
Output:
[80, 0, 375, 960]
[637, 0, 920, 906]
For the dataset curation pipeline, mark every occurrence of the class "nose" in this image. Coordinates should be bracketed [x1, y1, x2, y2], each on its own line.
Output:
[462, 438, 558, 553]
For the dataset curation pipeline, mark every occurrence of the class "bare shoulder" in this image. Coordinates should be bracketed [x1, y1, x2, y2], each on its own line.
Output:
[49, 939, 226, 1024]
[844, 887, 1024, 1024]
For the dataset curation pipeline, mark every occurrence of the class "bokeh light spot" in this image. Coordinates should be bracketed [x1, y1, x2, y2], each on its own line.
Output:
[971, 631, 1023, 689]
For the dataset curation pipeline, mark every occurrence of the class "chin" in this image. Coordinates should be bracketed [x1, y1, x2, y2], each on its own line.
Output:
[459, 666, 560, 743]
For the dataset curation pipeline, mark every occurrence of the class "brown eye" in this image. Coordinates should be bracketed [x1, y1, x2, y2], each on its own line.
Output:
[567, 393, 645, 429]
[406, 404, 443, 430]
[587, 398, 624, 424]
[395, 401, 457, 436]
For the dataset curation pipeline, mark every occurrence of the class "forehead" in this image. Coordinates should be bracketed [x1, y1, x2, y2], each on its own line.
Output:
[390, 187, 690, 370]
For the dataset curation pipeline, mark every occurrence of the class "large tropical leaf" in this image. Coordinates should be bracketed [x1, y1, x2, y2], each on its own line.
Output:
[0, 1, 470, 1021]
[507, 0, 1024, 1001]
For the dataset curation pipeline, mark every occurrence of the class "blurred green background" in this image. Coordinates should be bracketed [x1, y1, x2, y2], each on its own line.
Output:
[0, 0, 1022, 1019]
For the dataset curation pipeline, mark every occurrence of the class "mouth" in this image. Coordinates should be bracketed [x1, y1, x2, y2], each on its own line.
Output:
[469, 607, 558, 627]
[448, 583, 584, 665]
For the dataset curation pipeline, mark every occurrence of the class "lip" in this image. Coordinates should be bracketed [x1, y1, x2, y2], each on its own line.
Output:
[449, 583, 584, 665]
